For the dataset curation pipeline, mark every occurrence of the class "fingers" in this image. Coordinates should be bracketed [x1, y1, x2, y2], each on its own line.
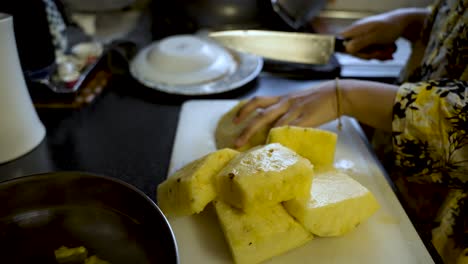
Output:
[340, 17, 398, 56]
[345, 34, 381, 54]
[290, 113, 329, 128]
[274, 107, 302, 127]
[353, 50, 394, 60]
[275, 109, 330, 129]
[344, 32, 396, 60]
[282, 102, 330, 128]
[234, 96, 280, 123]
[235, 99, 289, 148]
[340, 21, 374, 39]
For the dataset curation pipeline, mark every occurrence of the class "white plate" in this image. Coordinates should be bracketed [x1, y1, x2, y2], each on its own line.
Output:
[130, 40, 263, 96]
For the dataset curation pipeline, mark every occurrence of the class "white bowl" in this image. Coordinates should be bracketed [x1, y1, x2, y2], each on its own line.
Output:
[132, 35, 236, 85]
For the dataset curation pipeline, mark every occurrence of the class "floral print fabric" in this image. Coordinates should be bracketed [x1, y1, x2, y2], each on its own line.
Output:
[392, 0, 468, 262]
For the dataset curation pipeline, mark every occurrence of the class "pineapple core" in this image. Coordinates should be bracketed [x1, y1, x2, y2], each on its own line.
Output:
[267, 126, 337, 171]
[214, 200, 313, 264]
[157, 148, 239, 217]
[216, 143, 314, 211]
[284, 171, 380, 237]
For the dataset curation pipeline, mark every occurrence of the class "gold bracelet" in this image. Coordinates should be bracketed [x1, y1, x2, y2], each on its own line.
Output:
[335, 77, 343, 131]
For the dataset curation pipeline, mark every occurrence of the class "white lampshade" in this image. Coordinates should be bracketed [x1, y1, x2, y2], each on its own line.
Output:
[0, 13, 46, 164]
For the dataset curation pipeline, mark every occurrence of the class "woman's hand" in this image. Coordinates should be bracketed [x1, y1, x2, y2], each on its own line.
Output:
[234, 80, 399, 148]
[340, 8, 430, 60]
[234, 81, 338, 147]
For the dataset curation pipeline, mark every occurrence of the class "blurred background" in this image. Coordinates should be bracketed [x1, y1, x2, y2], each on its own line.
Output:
[0, 0, 435, 93]
[64, 0, 434, 77]
[61, 0, 433, 46]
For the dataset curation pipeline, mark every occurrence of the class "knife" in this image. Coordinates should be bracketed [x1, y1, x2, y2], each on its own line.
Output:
[209, 30, 396, 65]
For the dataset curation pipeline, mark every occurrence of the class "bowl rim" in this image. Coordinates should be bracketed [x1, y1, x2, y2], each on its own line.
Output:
[0, 170, 180, 264]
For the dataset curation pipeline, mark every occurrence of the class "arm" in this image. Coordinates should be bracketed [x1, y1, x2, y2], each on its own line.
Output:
[393, 8, 431, 42]
[234, 79, 398, 147]
[341, 80, 397, 131]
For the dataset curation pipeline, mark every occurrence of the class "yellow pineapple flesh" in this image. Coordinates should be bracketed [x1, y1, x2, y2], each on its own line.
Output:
[267, 126, 337, 171]
[157, 148, 239, 217]
[283, 170, 380, 237]
[214, 200, 313, 264]
[216, 143, 314, 211]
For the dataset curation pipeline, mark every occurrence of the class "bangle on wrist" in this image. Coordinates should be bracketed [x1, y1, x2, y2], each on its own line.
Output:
[335, 77, 343, 131]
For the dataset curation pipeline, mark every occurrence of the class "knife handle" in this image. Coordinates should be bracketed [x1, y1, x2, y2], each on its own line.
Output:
[335, 37, 397, 56]
[335, 37, 347, 53]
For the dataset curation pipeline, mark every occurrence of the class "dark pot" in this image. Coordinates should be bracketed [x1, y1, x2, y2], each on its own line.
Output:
[0, 172, 179, 264]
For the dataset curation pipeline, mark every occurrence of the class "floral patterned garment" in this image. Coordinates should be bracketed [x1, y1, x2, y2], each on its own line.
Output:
[391, 0, 468, 263]
[393, 80, 468, 263]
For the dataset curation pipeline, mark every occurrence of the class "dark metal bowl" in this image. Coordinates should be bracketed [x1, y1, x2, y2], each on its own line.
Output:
[0, 172, 178, 264]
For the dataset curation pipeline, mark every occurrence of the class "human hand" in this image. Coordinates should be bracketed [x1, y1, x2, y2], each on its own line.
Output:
[233, 80, 398, 148]
[340, 7, 429, 60]
[233, 81, 338, 148]
[340, 11, 404, 60]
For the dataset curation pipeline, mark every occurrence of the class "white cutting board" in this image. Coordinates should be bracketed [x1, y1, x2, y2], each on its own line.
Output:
[166, 100, 434, 264]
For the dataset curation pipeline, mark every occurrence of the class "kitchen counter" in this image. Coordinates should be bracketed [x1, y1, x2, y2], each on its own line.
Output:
[0, 50, 442, 263]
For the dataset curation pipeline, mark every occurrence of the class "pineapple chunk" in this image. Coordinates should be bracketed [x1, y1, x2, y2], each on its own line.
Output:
[215, 101, 271, 151]
[267, 126, 337, 171]
[216, 143, 314, 211]
[283, 171, 380, 237]
[214, 200, 313, 264]
[157, 148, 239, 217]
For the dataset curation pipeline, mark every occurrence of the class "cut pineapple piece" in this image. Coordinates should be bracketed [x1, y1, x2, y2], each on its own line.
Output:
[157, 148, 239, 217]
[214, 200, 313, 264]
[267, 126, 337, 171]
[215, 101, 271, 151]
[216, 143, 314, 211]
[283, 171, 380, 237]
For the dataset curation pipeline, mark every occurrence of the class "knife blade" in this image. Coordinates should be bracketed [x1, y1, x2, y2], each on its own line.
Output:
[271, 0, 327, 30]
[209, 30, 346, 65]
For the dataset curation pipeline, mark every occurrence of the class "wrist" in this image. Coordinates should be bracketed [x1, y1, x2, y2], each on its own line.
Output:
[340, 80, 354, 120]
[339, 79, 398, 131]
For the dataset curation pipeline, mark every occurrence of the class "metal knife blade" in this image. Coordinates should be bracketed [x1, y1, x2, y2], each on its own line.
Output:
[209, 30, 345, 65]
